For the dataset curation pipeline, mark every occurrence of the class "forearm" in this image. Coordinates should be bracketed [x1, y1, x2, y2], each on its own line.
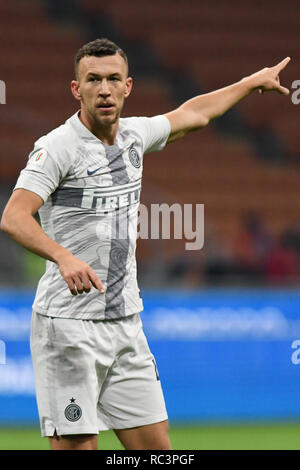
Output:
[1, 190, 105, 294]
[1, 209, 71, 264]
[181, 74, 257, 126]
[166, 57, 290, 143]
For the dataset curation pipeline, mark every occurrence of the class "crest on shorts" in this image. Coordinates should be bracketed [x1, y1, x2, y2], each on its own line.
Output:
[129, 146, 141, 168]
[64, 398, 82, 422]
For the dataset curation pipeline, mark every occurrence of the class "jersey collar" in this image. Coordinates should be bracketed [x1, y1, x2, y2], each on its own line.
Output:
[68, 110, 134, 150]
[68, 110, 122, 147]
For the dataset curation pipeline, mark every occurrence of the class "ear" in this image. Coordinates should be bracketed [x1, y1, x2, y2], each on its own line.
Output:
[71, 80, 81, 101]
[124, 77, 133, 99]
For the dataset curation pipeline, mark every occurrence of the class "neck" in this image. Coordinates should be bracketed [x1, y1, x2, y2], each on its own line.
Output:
[79, 107, 118, 146]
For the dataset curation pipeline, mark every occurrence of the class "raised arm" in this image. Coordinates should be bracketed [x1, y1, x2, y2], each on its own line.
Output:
[0, 189, 105, 295]
[165, 57, 291, 143]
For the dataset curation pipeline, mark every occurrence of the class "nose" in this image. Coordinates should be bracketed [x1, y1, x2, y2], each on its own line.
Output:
[98, 79, 111, 97]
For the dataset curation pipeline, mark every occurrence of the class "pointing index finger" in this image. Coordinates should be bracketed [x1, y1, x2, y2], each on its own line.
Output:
[275, 56, 291, 72]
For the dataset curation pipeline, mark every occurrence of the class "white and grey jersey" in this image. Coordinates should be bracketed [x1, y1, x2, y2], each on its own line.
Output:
[14, 111, 171, 320]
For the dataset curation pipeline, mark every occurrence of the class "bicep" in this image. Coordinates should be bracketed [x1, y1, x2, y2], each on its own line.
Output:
[164, 108, 191, 144]
[164, 105, 209, 144]
[3, 189, 44, 217]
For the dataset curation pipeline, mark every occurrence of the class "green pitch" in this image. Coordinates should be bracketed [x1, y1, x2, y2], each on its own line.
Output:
[0, 423, 299, 450]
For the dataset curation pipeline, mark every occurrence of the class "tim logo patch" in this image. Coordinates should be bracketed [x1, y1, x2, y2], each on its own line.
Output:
[64, 398, 82, 422]
[129, 146, 141, 168]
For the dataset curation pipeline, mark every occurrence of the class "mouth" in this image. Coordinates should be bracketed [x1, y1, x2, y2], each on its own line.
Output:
[96, 103, 115, 112]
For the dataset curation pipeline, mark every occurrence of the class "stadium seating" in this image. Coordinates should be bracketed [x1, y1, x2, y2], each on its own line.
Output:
[102, 0, 298, 156]
[91, 0, 300, 260]
[1, 0, 300, 282]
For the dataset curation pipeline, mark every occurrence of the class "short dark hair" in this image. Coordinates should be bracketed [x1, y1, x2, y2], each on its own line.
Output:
[74, 38, 128, 79]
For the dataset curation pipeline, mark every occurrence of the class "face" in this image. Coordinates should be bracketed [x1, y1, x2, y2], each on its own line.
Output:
[71, 53, 132, 128]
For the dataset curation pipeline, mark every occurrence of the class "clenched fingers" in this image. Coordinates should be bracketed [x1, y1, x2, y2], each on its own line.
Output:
[73, 272, 91, 294]
[63, 267, 105, 295]
[66, 274, 88, 296]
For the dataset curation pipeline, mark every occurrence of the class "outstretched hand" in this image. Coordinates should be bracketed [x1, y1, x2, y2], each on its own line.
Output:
[252, 57, 291, 95]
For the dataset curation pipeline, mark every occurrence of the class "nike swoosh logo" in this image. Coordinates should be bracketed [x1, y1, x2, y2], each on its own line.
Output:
[87, 167, 102, 176]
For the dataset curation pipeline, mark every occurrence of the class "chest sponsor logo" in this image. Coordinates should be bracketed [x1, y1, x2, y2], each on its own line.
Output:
[82, 187, 141, 210]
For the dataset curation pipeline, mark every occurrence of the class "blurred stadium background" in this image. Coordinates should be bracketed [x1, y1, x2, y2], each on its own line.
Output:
[1, 0, 300, 450]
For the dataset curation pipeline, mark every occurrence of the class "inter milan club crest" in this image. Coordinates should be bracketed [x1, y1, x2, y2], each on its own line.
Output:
[64, 398, 82, 422]
[129, 146, 141, 168]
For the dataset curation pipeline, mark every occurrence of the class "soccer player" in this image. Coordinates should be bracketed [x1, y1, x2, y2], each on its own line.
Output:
[0, 39, 290, 450]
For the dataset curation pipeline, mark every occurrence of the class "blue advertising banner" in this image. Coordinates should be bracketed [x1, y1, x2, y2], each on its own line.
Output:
[0, 288, 300, 425]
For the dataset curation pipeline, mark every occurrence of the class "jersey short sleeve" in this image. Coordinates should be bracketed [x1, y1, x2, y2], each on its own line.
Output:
[125, 115, 171, 154]
[14, 143, 70, 203]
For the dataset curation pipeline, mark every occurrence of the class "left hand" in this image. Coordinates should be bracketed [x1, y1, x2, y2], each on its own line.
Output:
[249, 57, 291, 95]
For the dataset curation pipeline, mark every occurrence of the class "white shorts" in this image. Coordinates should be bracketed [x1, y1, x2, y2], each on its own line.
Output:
[30, 311, 168, 437]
